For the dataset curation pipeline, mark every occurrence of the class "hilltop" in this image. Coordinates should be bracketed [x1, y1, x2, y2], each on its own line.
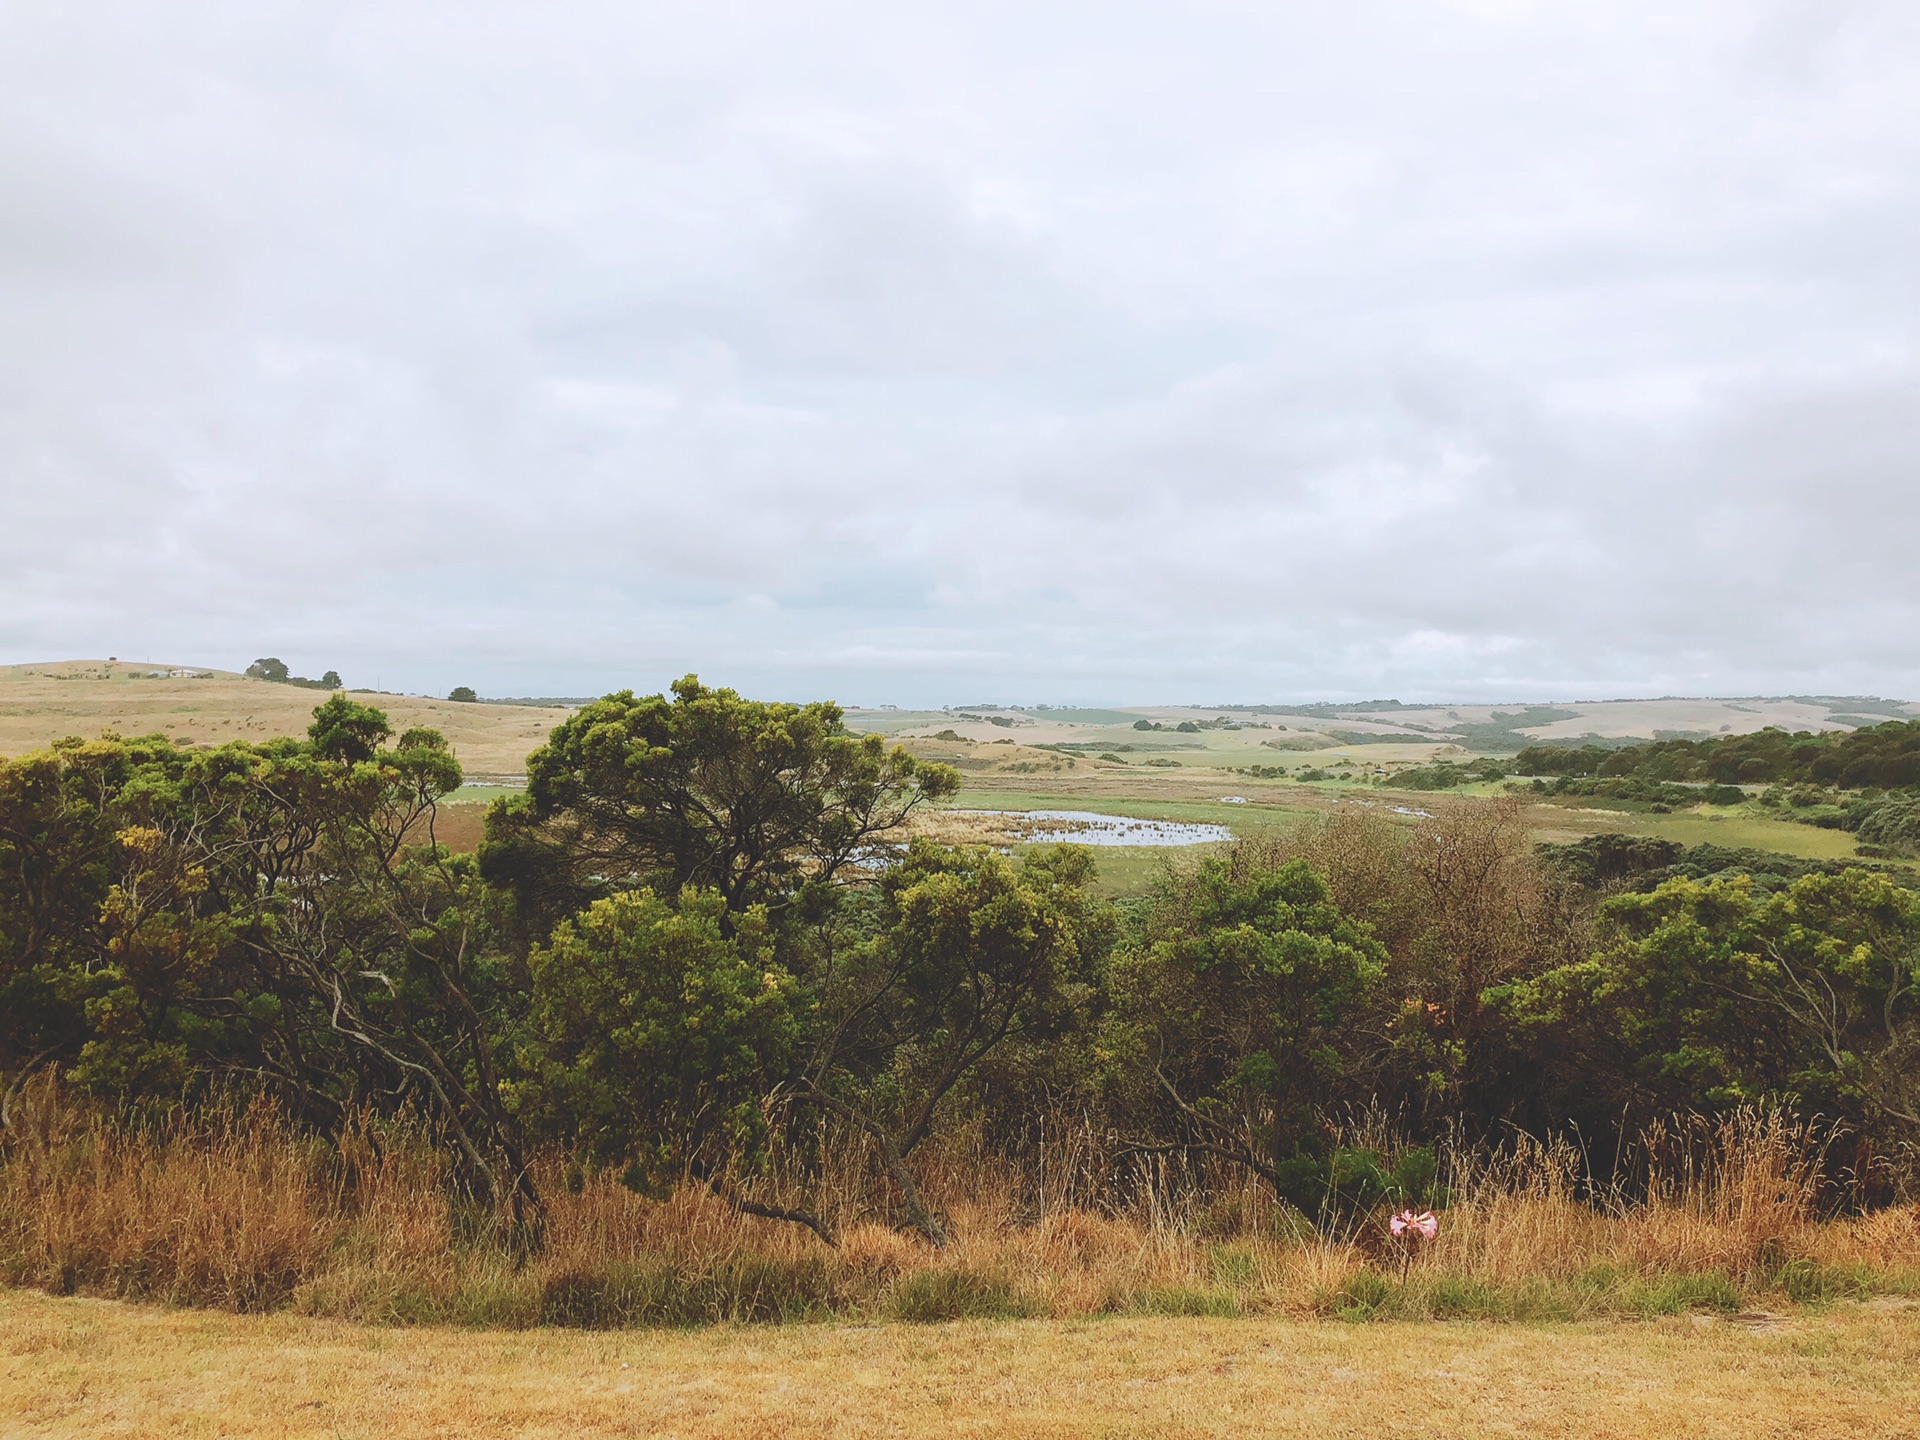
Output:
[0, 659, 571, 776]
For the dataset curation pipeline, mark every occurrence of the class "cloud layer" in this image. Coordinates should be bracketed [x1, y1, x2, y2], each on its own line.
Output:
[4, 1, 1917, 704]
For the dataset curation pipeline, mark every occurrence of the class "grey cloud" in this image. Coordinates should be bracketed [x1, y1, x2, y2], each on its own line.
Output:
[3, 1, 1918, 704]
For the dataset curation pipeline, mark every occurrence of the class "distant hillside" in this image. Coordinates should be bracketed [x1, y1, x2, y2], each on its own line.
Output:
[846, 695, 1920, 758]
[0, 660, 572, 774]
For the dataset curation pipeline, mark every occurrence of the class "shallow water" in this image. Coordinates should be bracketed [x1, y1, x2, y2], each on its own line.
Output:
[956, 809, 1232, 847]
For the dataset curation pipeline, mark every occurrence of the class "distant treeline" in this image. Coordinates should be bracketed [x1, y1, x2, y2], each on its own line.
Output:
[1516, 720, 1920, 790]
[245, 657, 343, 690]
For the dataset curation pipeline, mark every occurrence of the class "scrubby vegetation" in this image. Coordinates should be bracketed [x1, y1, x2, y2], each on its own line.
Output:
[4, 678, 1920, 1327]
[1517, 719, 1920, 789]
[1517, 721, 1920, 831]
[244, 656, 344, 690]
[1384, 758, 1508, 790]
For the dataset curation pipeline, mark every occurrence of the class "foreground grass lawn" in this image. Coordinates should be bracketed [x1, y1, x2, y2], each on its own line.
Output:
[5, 1289, 1919, 1438]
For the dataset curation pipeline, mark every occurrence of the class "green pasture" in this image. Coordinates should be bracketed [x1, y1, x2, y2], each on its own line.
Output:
[1601, 806, 1864, 860]
[841, 709, 954, 736]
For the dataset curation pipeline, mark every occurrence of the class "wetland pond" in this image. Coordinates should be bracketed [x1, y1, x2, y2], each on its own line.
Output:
[955, 809, 1232, 846]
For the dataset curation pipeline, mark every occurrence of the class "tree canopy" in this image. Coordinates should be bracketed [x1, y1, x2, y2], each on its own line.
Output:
[480, 676, 959, 934]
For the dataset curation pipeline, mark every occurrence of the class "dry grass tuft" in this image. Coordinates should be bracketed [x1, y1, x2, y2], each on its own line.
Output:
[4, 1082, 1917, 1330]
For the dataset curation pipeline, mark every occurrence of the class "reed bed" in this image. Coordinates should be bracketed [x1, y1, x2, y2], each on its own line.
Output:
[3, 1081, 1917, 1328]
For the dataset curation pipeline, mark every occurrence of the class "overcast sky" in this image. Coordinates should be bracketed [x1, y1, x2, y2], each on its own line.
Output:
[3, 2, 1917, 705]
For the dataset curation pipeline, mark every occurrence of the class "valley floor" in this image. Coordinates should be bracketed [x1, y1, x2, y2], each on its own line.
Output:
[4, 1287, 1918, 1439]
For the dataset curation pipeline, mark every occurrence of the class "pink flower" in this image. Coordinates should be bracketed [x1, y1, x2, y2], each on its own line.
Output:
[1389, 1209, 1438, 1241]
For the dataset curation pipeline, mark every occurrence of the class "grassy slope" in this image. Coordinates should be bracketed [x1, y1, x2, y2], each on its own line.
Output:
[0, 661, 567, 775]
[5, 1288, 1918, 1439]
[1587, 808, 1867, 859]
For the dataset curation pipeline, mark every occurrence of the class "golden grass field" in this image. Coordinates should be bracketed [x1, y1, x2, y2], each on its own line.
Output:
[7, 1286, 1920, 1439]
[0, 660, 570, 776]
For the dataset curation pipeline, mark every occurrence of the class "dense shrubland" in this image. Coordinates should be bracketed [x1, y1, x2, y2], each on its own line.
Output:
[1515, 718, 1920, 789]
[1515, 719, 1920, 832]
[1381, 758, 1509, 790]
[4, 679, 1919, 1323]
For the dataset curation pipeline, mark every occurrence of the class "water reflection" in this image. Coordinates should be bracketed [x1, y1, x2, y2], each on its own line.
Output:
[954, 809, 1232, 847]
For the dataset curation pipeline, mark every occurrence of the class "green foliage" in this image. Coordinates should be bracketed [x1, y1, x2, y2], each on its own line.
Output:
[1496, 868, 1920, 1138]
[448, 686, 478, 704]
[1119, 1285, 1241, 1316]
[245, 658, 344, 690]
[1318, 1266, 1752, 1322]
[1773, 1257, 1875, 1304]
[1448, 707, 1577, 752]
[1538, 834, 1685, 890]
[1268, 1144, 1442, 1224]
[1532, 772, 1740, 810]
[808, 841, 1111, 1157]
[1517, 719, 1920, 791]
[0, 700, 546, 1221]
[307, 695, 394, 764]
[481, 675, 959, 933]
[1391, 759, 1508, 791]
[520, 888, 796, 1191]
[1537, 836, 1911, 897]
[1856, 796, 1920, 858]
[1122, 855, 1386, 1180]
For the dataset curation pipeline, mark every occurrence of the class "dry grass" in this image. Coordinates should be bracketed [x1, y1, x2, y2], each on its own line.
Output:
[7, 1095, 1920, 1437]
[0, 660, 569, 774]
[5, 1287, 1920, 1438]
[4, 1086, 1918, 1333]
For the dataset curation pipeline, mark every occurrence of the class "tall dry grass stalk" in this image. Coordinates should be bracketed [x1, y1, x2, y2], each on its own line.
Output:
[4, 1078, 1918, 1326]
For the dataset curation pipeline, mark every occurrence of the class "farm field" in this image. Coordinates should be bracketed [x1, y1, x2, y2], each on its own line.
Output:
[0, 661, 570, 776]
[846, 694, 1917, 756]
[4, 1288, 1919, 1439]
